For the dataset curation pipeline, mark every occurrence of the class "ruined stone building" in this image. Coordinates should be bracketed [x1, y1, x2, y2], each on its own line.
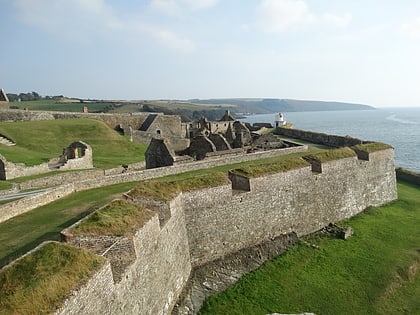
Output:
[0, 141, 93, 180]
[146, 110, 293, 168]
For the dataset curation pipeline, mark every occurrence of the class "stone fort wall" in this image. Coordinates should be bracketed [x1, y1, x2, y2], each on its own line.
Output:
[54, 147, 396, 314]
[0, 110, 183, 138]
[0, 144, 306, 224]
[59, 195, 191, 315]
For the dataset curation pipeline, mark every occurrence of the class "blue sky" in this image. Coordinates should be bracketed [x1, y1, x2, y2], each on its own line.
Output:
[1, 0, 420, 107]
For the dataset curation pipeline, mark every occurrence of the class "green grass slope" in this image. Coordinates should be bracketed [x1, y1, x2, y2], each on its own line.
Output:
[199, 180, 420, 315]
[0, 242, 104, 315]
[0, 181, 138, 268]
[0, 118, 147, 168]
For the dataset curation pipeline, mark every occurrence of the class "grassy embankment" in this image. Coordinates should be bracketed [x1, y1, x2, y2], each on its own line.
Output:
[0, 118, 147, 169]
[71, 199, 155, 237]
[0, 181, 138, 268]
[0, 242, 104, 315]
[199, 180, 420, 315]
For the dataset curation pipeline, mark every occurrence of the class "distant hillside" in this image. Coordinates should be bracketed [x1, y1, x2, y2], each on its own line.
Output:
[189, 98, 375, 113]
[7, 96, 374, 122]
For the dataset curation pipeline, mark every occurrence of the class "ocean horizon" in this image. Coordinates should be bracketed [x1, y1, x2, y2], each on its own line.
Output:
[242, 107, 420, 172]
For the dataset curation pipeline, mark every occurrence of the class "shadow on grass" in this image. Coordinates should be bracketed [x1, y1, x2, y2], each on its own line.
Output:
[0, 210, 93, 269]
[0, 232, 60, 268]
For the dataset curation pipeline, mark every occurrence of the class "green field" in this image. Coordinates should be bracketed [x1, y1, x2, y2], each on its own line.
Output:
[0, 181, 138, 268]
[199, 181, 420, 315]
[11, 99, 222, 113]
[0, 118, 147, 168]
[10, 99, 114, 112]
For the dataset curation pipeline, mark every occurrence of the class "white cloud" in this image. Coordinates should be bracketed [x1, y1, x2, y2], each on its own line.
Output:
[153, 29, 196, 52]
[401, 18, 420, 39]
[322, 13, 352, 28]
[256, 0, 316, 32]
[256, 0, 351, 33]
[12, 0, 196, 53]
[14, 0, 121, 41]
[183, 0, 218, 10]
[150, 0, 218, 15]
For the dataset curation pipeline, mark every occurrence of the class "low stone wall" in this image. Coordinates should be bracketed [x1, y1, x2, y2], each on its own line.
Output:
[17, 169, 105, 190]
[0, 156, 50, 180]
[395, 167, 420, 185]
[0, 184, 76, 223]
[0, 110, 148, 130]
[275, 127, 366, 147]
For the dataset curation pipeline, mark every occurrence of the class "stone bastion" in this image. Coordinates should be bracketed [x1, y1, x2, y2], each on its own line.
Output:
[0, 144, 396, 315]
[0, 128, 398, 315]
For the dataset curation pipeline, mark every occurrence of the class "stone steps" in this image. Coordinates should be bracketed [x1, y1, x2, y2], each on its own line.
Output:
[0, 136, 16, 146]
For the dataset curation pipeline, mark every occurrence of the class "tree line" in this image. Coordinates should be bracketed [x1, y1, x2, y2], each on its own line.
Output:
[6, 91, 64, 102]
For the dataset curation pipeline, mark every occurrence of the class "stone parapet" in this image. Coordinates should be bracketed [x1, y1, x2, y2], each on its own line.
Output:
[0, 145, 307, 224]
[1, 145, 397, 314]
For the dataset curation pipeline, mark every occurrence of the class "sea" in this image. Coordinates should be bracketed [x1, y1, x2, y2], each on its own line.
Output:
[241, 107, 420, 172]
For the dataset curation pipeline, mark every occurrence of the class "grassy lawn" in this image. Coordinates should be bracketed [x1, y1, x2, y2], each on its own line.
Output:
[199, 180, 420, 315]
[0, 118, 147, 168]
[0, 181, 138, 268]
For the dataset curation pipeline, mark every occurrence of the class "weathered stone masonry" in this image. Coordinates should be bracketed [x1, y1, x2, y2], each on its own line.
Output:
[60, 195, 192, 315]
[56, 147, 396, 314]
[0, 144, 306, 224]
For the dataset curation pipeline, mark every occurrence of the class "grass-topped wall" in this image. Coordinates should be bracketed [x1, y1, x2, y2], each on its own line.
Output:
[228, 155, 310, 178]
[71, 200, 154, 237]
[352, 142, 393, 153]
[303, 147, 356, 163]
[302, 147, 356, 173]
[0, 242, 104, 315]
[351, 142, 393, 161]
[128, 172, 230, 201]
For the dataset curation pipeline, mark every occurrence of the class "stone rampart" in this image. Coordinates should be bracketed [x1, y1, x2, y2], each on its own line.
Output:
[275, 127, 366, 147]
[183, 149, 396, 266]
[59, 195, 191, 315]
[0, 145, 307, 224]
[2, 145, 397, 314]
[56, 262, 115, 315]
[52, 146, 396, 314]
